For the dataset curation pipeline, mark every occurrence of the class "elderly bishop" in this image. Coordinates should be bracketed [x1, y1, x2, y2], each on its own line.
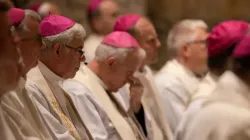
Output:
[26, 15, 92, 140]
[62, 31, 147, 140]
[113, 14, 173, 140]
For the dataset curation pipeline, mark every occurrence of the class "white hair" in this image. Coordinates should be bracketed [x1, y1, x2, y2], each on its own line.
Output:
[95, 44, 146, 62]
[18, 9, 41, 32]
[38, 2, 52, 19]
[42, 23, 86, 48]
[167, 19, 208, 56]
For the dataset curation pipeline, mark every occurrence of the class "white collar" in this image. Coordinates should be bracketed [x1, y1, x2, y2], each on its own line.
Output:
[38, 61, 63, 86]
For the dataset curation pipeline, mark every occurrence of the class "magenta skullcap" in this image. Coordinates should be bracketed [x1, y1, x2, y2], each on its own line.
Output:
[30, 2, 42, 12]
[102, 31, 139, 48]
[233, 33, 250, 57]
[88, 0, 103, 16]
[8, 8, 25, 27]
[208, 20, 249, 57]
[114, 14, 141, 32]
[40, 15, 75, 37]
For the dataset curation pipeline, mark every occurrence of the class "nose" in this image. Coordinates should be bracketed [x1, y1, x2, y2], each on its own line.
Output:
[156, 39, 161, 48]
[79, 55, 86, 62]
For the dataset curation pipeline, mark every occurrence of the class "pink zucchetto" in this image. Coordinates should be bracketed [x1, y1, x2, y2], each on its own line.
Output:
[102, 31, 139, 48]
[233, 33, 250, 57]
[88, 0, 103, 16]
[8, 8, 25, 27]
[208, 20, 249, 57]
[114, 14, 141, 32]
[40, 15, 75, 37]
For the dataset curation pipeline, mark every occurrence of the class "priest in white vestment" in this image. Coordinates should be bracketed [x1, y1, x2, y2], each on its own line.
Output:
[84, 0, 120, 63]
[114, 14, 173, 140]
[175, 20, 250, 140]
[63, 31, 147, 140]
[2, 8, 56, 140]
[155, 19, 209, 133]
[0, 4, 49, 140]
[26, 15, 92, 140]
[182, 33, 250, 140]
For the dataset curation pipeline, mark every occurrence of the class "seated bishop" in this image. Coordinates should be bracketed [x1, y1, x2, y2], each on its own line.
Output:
[113, 14, 173, 140]
[26, 15, 92, 140]
[1, 7, 53, 140]
[62, 31, 147, 140]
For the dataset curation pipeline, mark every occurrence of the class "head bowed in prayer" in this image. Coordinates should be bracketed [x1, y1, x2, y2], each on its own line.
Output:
[207, 20, 249, 75]
[88, 0, 120, 35]
[8, 8, 43, 75]
[88, 31, 146, 92]
[167, 19, 209, 75]
[39, 15, 86, 79]
[30, 2, 61, 19]
[0, 3, 22, 95]
[114, 14, 161, 65]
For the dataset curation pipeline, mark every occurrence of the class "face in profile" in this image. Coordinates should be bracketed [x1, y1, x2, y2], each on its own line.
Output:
[99, 0, 120, 34]
[0, 10, 22, 94]
[106, 49, 143, 92]
[136, 18, 161, 65]
[184, 27, 209, 75]
[18, 16, 42, 74]
[55, 39, 85, 79]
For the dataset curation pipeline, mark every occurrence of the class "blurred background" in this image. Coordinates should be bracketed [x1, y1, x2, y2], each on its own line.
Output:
[10, 0, 250, 70]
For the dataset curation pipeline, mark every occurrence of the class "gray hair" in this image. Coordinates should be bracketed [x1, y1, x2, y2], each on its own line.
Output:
[18, 9, 41, 32]
[95, 44, 146, 62]
[167, 19, 208, 57]
[38, 2, 52, 19]
[42, 23, 86, 48]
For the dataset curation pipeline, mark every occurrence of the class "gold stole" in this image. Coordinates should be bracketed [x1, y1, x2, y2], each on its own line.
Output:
[74, 64, 145, 140]
[27, 67, 82, 140]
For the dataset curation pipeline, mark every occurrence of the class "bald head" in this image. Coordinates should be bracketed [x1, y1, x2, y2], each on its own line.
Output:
[89, 0, 120, 35]
[38, 2, 61, 19]
[128, 17, 161, 64]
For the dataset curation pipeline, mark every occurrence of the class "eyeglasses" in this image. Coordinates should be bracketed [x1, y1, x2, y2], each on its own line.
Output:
[64, 44, 85, 58]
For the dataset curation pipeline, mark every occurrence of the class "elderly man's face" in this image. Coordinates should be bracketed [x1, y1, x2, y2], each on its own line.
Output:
[136, 18, 161, 65]
[0, 11, 22, 94]
[135, 18, 161, 64]
[183, 27, 209, 75]
[18, 16, 42, 74]
[107, 50, 143, 92]
[57, 40, 85, 79]
[99, 0, 120, 34]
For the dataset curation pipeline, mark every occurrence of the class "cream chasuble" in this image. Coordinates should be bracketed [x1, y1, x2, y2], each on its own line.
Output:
[155, 59, 201, 133]
[73, 63, 146, 140]
[26, 61, 92, 140]
[175, 72, 219, 140]
[134, 65, 173, 140]
[1, 77, 53, 140]
[182, 71, 250, 140]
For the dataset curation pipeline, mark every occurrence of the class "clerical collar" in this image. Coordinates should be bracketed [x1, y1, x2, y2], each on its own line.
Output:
[38, 61, 64, 86]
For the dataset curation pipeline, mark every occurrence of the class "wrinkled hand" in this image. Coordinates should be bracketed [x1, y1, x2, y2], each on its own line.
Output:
[128, 76, 144, 113]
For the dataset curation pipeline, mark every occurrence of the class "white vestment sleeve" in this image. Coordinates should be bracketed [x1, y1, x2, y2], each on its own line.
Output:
[62, 80, 119, 140]
[155, 75, 189, 133]
[25, 80, 76, 140]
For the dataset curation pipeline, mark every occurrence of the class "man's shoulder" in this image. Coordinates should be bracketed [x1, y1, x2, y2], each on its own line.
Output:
[62, 79, 92, 97]
[193, 102, 250, 129]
